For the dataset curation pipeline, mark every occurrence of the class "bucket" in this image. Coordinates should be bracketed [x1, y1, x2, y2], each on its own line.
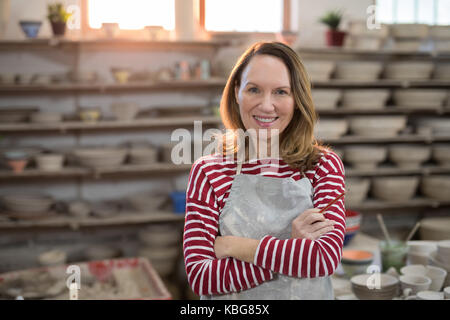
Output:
[170, 191, 186, 214]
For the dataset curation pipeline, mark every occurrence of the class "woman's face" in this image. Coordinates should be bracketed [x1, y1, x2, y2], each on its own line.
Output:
[235, 54, 295, 139]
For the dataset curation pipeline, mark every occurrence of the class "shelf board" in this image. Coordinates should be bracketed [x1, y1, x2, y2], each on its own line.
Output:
[0, 210, 185, 229]
[0, 79, 448, 95]
[0, 38, 229, 51]
[0, 163, 192, 180]
[297, 46, 443, 57]
[325, 134, 450, 144]
[349, 197, 450, 211]
[318, 106, 450, 115]
[0, 116, 222, 133]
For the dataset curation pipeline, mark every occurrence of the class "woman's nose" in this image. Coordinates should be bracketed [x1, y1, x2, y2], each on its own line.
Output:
[259, 93, 275, 112]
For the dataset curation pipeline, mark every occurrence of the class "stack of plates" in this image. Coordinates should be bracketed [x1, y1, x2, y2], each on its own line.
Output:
[421, 176, 450, 201]
[137, 223, 181, 277]
[372, 176, 420, 201]
[348, 116, 407, 137]
[388, 144, 431, 169]
[35, 153, 65, 171]
[345, 178, 371, 207]
[344, 145, 387, 170]
[392, 90, 447, 108]
[334, 62, 383, 81]
[128, 146, 158, 165]
[314, 119, 348, 140]
[341, 90, 390, 110]
[433, 64, 450, 80]
[351, 273, 399, 300]
[73, 148, 127, 169]
[1, 194, 54, 219]
[384, 62, 434, 80]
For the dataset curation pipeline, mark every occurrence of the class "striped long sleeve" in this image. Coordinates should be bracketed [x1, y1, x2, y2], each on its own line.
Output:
[253, 151, 346, 278]
[183, 157, 274, 296]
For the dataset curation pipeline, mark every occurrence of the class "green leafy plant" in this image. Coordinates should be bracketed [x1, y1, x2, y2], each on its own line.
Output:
[47, 3, 72, 23]
[319, 10, 343, 30]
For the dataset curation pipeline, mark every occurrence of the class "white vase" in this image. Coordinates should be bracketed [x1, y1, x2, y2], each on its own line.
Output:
[0, 0, 10, 39]
[174, 0, 201, 40]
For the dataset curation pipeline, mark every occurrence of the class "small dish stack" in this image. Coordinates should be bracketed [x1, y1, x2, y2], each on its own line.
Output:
[35, 153, 65, 171]
[334, 62, 383, 81]
[128, 192, 168, 213]
[348, 116, 407, 137]
[384, 62, 434, 80]
[302, 60, 335, 82]
[351, 273, 399, 300]
[421, 176, 450, 201]
[372, 176, 420, 201]
[137, 224, 181, 278]
[311, 89, 341, 110]
[341, 89, 390, 110]
[73, 147, 127, 169]
[345, 178, 371, 208]
[432, 144, 450, 167]
[390, 24, 428, 51]
[314, 119, 348, 140]
[128, 145, 158, 165]
[388, 144, 431, 169]
[392, 89, 447, 108]
[344, 210, 362, 245]
[344, 145, 387, 170]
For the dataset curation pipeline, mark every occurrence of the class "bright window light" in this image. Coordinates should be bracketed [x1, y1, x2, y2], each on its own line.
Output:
[376, 0, 450, 25]
[205, 0, 283, 32]
[88, 0, 175, 30]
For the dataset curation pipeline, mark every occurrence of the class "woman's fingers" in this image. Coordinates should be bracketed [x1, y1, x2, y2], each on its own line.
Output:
[310, 220, 335, 233]
[304, 212, 326, 225]
[311, 225, 335, 240]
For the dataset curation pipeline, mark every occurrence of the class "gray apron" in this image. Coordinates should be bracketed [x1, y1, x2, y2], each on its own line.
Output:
[201, 161, 334, 300]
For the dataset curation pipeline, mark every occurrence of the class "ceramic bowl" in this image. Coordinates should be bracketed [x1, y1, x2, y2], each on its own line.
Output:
[344, 146, 387, 169]
[38, 249, 67, 267]
[314, 119, 348, 140]
[384, 62, 434, 80]
[303, 60, 335, 81]
[128, 147, 158, 165]
[349, 116, 407, 137]
[391, 24, 429, 38]
[68, 200, 91, 218]
[372, 176, 420, 201]
[311, 89, 341, 110]
[432, 144, 450, 166]
[392, 40, 423, 51]
[335, 62, 383, 81]
[433, 64, 450, 80]
[345, 178, 371, 206]
[73, 148, 127, 169]
[392, 89, 447, 108]
[341, 90, 390, 109]
[438, 241, 450, 265]
[407, 240, 438, 255]
[419, 217, 450, 241]
[111, 68, 130, 84]
[1, 194, 53, 214]
[388, 144, 431, 169]
[79, 108, 101, 123]
[35, 154, 64, 171]
[341, 250, 374, 278]
[110, 102, 139, 121]
[128, 193, 168, 213]
[138, 227, 181, 247]
[30, 112, 63, 124]
[399, 275, 432, 295]
[19, 21, 42, 39]
[351, 273, 399, 300]
[421, 176, 450, 201]
[417, 290, 444, 300]
[429, 25, 450, 40]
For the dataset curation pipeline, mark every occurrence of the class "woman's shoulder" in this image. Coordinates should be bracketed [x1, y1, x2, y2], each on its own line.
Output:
[308, 147, 345, 177]
[190, 153, 237, 176]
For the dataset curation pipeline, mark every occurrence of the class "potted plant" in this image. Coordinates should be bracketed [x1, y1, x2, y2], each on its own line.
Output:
[47, 3, 72, 36]
[319, 9, 346, 47]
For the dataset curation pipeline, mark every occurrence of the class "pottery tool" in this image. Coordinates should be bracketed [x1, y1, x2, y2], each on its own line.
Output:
[377, 213, 391, 246]
[405, 222, 421, 242]
[319, 191, 346, 214]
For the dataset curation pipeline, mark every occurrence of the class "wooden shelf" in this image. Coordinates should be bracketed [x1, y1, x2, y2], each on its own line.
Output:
[0, 163, 192, 180]
[0, 116, 222, 133]
[313, 79, 450, 88]
[0, 38, 229, 51]
[297, 46, 450, 58]
[319, 106, 450, 115]
[0, 210, 185, 230]
[349, 197, 450, 212]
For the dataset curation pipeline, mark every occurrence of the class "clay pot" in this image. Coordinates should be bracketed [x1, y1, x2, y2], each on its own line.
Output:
[8, 159, 28, 173]
[50, 21, 66, 36]
[326, 29, 347, 47]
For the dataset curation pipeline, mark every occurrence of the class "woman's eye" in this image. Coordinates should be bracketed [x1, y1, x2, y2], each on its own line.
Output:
[276, 89, 288, 95]
[248, 87, 259, 93]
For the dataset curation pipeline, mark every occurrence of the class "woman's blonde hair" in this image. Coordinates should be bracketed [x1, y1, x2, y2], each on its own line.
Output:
[219, 41, 324, 172]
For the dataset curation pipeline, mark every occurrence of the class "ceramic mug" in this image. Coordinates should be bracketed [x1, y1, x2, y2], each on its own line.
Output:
[400, 275, 432, 295]
[426, 266, 447, 291]
[444, 286, 450, 299]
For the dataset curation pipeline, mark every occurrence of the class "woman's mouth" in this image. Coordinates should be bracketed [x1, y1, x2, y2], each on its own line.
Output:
[253, 115, 279, 127]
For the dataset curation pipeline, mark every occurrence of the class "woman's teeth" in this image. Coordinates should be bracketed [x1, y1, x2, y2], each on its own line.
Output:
[253, 116, 278, 123]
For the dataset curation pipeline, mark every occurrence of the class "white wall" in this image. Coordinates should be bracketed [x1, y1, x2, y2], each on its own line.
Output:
[297, 0, 374, 46]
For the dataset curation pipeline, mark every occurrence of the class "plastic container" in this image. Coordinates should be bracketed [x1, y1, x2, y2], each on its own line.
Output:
[380, 240, 409, 273]
[170, 191, 186, 214]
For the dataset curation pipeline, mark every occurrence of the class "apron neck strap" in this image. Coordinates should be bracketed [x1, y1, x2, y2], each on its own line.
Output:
[236, 162, 243, 175]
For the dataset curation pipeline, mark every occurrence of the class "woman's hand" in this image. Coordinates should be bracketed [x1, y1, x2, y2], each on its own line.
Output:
[291, 208, 336, 240]
[214, 235, 260, 263]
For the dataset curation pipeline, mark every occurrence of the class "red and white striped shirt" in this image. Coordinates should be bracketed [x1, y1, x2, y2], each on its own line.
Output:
[183, 149, 346, 296]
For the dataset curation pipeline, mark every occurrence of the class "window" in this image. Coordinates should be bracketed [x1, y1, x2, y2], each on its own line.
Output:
[87, 0, 175, 30]
[376, 0, 450, 25]
[204, 0, 283, 32]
